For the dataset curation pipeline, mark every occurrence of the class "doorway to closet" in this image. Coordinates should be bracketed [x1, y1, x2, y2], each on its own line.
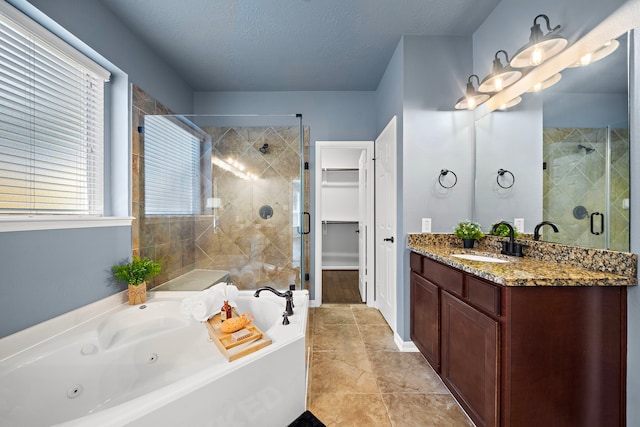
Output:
[314, 141, 374, 306]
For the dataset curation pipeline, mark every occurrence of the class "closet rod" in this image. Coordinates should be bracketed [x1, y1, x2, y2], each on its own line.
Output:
[322, 220, 358, 224]
[322, 167, 359, 171]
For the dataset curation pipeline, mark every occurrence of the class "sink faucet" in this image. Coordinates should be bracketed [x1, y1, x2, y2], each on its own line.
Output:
[533, 221, 559, 241]
[491, 221, 525, 257]
[254, 286, 294, 316]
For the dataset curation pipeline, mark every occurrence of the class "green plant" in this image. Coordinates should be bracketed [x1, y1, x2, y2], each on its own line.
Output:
[453, 220, 485, 240]
[490, 222, 519, 238]
[112, 256, 161, 286]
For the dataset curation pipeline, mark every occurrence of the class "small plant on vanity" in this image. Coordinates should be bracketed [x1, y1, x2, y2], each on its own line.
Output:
[112, 256, 162, 305]
[453, 220, 484, 248]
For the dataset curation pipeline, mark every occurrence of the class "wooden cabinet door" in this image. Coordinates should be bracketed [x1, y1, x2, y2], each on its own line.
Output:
[410, 272, 440, 370]
[441, 291, 499, 427]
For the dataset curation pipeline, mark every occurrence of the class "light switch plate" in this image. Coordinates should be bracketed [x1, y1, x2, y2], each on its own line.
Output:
[514, 218, 524, 233]
[421, 218, 432, 233]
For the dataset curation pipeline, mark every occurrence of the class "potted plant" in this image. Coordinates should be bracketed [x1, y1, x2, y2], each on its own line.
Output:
[112, 256, 162, 305]
[453, 220, 484, 248]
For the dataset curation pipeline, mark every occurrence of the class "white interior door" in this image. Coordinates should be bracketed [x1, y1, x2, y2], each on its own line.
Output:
[375, 116, 397, 331]
[358, 151, 367, 302]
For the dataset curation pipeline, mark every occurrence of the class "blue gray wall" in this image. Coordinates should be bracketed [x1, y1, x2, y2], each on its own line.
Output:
[0, 226, 131, 337]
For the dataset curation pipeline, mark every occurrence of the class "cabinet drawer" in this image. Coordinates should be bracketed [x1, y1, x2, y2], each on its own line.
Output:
[422, 257, 463, 297]
[410, 252, 422, 273]
[467, 276, 501, 316]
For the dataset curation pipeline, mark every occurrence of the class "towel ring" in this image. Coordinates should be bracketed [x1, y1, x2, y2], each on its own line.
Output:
[497, 169, 515, 189]
[438, 169, 457, 189]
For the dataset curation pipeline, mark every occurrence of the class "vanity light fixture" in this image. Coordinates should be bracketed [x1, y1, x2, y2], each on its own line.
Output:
[567, 39, 620, 67]
[454, 74, 490, 110]
[478, 50, 522, 93]
[510, 14, 568, 68]
[498, 96, 522, 110]
[527, 72, 562, 92]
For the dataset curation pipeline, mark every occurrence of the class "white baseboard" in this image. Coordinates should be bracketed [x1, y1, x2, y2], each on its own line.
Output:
[309, 299, 322, 308]
[394, 332, 419, 352]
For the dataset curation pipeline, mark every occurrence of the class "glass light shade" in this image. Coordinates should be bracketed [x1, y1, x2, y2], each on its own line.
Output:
[455, 92, 490, 110]
[479, 69, 522, 93]
[526, 73, 562, 92]
[455, 75, 490, 110]
[567, 39, 620, 67]
[479, 50, 522, 93]
[497, 96, 522, 110]
[511, 37, 568, 68]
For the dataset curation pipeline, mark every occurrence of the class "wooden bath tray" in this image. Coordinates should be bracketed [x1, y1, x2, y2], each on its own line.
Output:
[205, 312, 272, 362]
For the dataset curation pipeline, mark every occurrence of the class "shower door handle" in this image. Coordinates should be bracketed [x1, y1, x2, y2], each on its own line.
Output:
[590, 212, 604, 235]
[302, 212, 310, 235]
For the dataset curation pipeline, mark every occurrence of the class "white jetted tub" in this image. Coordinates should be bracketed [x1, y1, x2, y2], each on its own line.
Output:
[0, 290, 308, 427]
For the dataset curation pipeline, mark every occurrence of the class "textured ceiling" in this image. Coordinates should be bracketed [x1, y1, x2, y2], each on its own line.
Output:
[98, 0, 501, 91]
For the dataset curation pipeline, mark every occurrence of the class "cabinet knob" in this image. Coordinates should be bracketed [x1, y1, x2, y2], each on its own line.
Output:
[383, 236, 395, 243]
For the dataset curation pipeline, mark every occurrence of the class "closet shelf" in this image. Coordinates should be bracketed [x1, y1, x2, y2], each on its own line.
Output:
[321, 182, 358, 188]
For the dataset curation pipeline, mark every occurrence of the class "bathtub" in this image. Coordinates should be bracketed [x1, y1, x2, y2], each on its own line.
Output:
[0, 290, 309, 427]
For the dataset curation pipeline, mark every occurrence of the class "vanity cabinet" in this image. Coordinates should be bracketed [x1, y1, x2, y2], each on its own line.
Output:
[410, 251, 626, 427]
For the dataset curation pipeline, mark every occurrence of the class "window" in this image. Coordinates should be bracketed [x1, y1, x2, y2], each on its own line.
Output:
[0, 3, 109, 216]
[143, 116, 201, 215]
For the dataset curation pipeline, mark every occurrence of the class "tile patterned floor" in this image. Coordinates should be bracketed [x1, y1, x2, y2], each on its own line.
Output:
[306, 304, 475, 427]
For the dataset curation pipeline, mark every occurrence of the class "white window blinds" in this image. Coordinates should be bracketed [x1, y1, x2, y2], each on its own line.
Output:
[144, 116, 201, 215]
[0, 4, 109, 215]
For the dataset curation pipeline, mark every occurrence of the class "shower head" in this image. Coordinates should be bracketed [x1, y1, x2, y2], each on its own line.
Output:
[259, 143, 269, 154]
[577, 144, 595, 154]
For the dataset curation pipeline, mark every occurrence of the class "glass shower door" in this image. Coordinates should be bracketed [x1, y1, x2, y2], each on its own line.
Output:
[542, 125, 629, 251]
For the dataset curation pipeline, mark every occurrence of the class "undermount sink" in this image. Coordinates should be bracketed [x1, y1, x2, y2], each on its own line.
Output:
[451, 253, 511, 263]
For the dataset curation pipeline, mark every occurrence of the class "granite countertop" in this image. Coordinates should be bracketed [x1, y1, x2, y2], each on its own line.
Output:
[408, 235, 637, 287]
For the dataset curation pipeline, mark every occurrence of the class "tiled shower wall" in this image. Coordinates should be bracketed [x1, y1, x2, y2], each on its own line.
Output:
[543, 127, 629, 251]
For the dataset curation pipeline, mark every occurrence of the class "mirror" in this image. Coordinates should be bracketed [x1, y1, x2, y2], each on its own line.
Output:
[474, 31, 629, 251]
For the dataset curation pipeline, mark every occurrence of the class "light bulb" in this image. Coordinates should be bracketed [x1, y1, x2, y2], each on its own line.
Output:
[467, 97, 476, 109]
[531, 47, 544, 66]
[494, 78, 504, 91]
[532, 82, 543, 92]
[579, 53, 593, 66]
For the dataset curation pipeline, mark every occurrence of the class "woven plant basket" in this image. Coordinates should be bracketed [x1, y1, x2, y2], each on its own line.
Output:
[128, 281, 147, 305]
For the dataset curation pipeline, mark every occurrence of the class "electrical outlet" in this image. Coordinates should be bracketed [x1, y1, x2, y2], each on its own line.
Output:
[514, 218, 524, 233]
[421, 218, 432, 233]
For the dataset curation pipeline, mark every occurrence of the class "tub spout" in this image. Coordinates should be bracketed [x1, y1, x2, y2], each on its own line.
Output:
[254, 286, 294, 316]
